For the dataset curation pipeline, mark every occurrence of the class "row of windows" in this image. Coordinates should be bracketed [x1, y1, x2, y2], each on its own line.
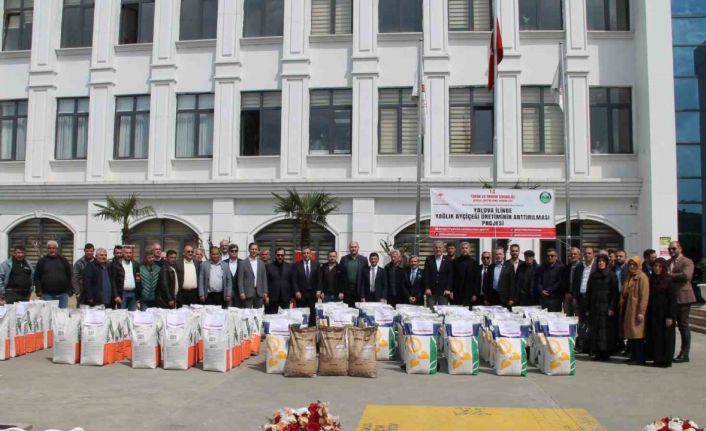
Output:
[0, 87, 632, 162]
[1, 0, 631, 51]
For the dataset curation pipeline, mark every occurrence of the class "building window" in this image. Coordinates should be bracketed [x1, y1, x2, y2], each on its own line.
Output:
[379, 88, 418, 155]
[175, 94, 213, 158]
[311, 0, 352, 35]
[379, 0, 422, 33]
[521, 87, 563, 154]
[0, 100, 27, 161]
[587, 0, 629, 31]
[2, 0, 33, 51]
[55, 97, 89, 160]
[243, 0, 284, 37]
[179, 0, 217, 41]
[310, 89, 352, 155]
[589, 87, 632, 154]
[61, 0, 94, 48]
[241, 91, 281, 156]
[449, 87, 493, 154]
[448, 0, 492, 32]
[119, 0, 154, 44]
[519, 0, 563, 31]
[115, 95, 150, 159]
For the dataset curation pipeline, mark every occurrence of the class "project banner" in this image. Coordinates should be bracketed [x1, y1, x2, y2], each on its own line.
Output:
[429, 188, 557, 239]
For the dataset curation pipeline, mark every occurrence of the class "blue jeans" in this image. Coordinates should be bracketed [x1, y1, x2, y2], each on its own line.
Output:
[42, 293, 69, 309]
[140, 300, 157, 311]
[122, 290, 137, 311]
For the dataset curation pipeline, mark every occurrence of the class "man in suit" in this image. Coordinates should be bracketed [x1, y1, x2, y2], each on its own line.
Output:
[159, 250, 178, 308]
[198, 246, 232, 308]
[265, 247, 294, 314]
[423, 240, 454, 307]
[516, 250, 538, 306]
[445, 242, 457, 261]
[612, 249, 629, 292]
[385, 250, 412, 307]
[175, 244, 201, 306]
[406, 255, 423, 303]
[219, 239, 230, 261]
[452, 241, 479, 308]
[317, 251, 345, 303]
[667, 241, 696, 363]
[563, 247, 582, 316]
[237, 242, 268, 309]
[293, 246, 319, 325]
[358, 252, 388, 303]
[83, 248, 114, 308]
[111, 245, 141, 311]
[508, 244, 523, 274]
[483, 247, 516, 308]
[339, 241, 368, 304]
[477, 251, 492, 306]
[225, 244, 242, 307]
[536, 248, 564, 312]
[572, 247, 597, 352]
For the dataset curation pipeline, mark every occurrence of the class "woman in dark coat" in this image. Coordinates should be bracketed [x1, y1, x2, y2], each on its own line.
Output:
[585, 254, 619, 361]
[645, 258, 677, 367]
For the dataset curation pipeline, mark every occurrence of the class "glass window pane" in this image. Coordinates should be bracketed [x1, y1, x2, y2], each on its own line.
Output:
[400, 107, 418, 154]
[61, 7, 82, 47]
[332, 108, 351, 154]
[309, 107, 331, 153]
[264, 0, 284, 37]
[676, 111, 702, 143]
[120, 2, 139, 44]
[589, 88, 608, 104]
[379, 89, 400, 105]
[522, 87, 541, 104]
[450, 105, 471, 153]
[586, 0, 605, 31]
[64, 0, 82, 7]
[0, 101, 15, 116]
[311, 0, 332, 35]
[198, 93, 214, 109]
[261, 109, 281, 155]
[611, 108, 631, 153]
[379, 0, 398, 33]
[116, 96, 134, 112]
[202, 0, 218, 39]
[450, 87, 471, 105]
[197, 112, 213, 156]
[519, 0, 538, 30]
[613, 0, 629, 31]
[76, 115, 88, 158]
[177, 94, 196, 110]
[241, 110, 260, 155]
[179, 0, 199, 40]
[1, 119, 13, 159]
[136, 95, 150, 111]
[140, 1, 155, 43]
[590, 106, 610, 153]
[311, 90, 331, 107]
[400, 0, 422, 32]
[543, 105, 564, 154]
[82, 6, 94, 46]
[116, 115, 132, 158]
[262, 92, 281, 108]
[58, 99, 75, 114]
[472, 108, 493, 154]
[241, 93, 261, 109]
[678, 145, 703, 178]
[17, 101, 28, 116]
[15, 117, 26, 160]
[448, 0, 470, 31]
[332, 89, 352, 106]
[540, 0, 562, 30]
[176, 112, 195, 157]
[334, 0, 352, 34]
[673, 47, 706, 78]
[56, 116, 74, 159]
[679, 178, 703, 202]
[675, 79, 700, 110]
[6, 0, 23, 8]
[243, 0, 262, 37]
[610, 87, 631, 103]
[134, 112, 149, 158]
[77, 98, 89, 113]
[379, 108, 399, 154]
[3, 14, 21, 51]
[521, 106, 540, 153]
[672, 0, 706, 15]
[673, 18, 706, 46]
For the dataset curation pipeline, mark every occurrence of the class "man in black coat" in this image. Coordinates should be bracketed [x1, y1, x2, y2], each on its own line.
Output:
[159, 250, 179, 308]
[83, 248, 114, 307]
[265, 247, 294, 314]
[537, 248, 565, 312]
[406, 255, 423, 302]
[385, 250, 412, 307]
[516, 250, 538, 306]
[224, 244, 243, 307]
[452, 241, 479, 307]
[293, 246, 319, 325]
[423, 240, 454, 306]
[358, 252, 388, 303]
[34, 241, 73, 309]
[483, 247, 515, 307]
[477, 251, 492, 306]
[317, 251, 346, 303]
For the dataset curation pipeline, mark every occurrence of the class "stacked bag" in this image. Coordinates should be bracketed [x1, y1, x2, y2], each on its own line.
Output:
[0, 300, 60, 361]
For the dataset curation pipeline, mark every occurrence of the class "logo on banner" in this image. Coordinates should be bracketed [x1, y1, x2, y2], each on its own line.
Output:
[539, 192, 552, 204]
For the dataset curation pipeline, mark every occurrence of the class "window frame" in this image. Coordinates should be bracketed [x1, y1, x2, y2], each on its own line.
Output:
[0, 99, 28, 161]
[311, 0, 353, 35]
[175, 93, 214, 159]
[449, 86, 494, 155]
[378, 87, 418, 155]
[521, 86, 563, 155]
[378, 0, 423, 34]
[61, 0, 95, 48]
[448, 0, 493, 32]
[519, 0, 564, 31]
[243, 0, 284, 38]
[589, 87, 633, 154]
[55, 97, 90, 160]
[587, 0, 630, 31]
[240, 91, 282, 157]
[2, 0, 33, 51]
[309, 88, 352, 155]
[119, 0, 154, 44]
[113, 95, 150, 160]
[179, 0, 217, 41]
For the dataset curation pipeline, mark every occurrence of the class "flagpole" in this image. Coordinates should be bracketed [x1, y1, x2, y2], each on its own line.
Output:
[560, 41, 571, 257]
[414, 38, 423, 257]
[492, 2, 498, 190]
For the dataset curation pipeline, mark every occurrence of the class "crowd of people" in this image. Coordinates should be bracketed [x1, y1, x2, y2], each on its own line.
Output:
[0, 238, 702, 367]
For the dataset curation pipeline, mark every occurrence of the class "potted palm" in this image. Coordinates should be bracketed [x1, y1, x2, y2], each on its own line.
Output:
[93, 194, 156, 244]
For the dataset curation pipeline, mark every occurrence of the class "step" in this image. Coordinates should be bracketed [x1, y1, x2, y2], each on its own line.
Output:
[692, 325, 706, 335]
[690, 306, 706, 319]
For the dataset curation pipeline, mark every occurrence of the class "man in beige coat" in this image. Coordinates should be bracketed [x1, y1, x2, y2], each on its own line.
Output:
[667, 241, 696, 363]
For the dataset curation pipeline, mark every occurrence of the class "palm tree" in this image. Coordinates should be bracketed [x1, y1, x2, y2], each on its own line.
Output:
[272, 189, 338, 247]
[93, 194, 155, 244]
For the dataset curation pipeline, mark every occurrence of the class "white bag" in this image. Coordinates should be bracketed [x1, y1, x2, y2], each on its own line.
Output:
[0, 306, 11, 360]
[264, 318, 292, 374]
[539, 336, 575, 376]
[52, 308, 81, 365]
[80, 309, 110, 366]
[41, 301, 59, 349]
[202, 311, 233, 372]
[162, 310, 196, 370]
[130, 311, 161, 369]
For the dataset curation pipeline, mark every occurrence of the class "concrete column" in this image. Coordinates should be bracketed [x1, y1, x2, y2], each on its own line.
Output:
[25, 0, 62, 182]
[212, 0, 243, 179]
[148, 0, 180, 180]
[211, 198, 236, 244]
[351, 0, 379, 178]
[352, 198, 376, 256]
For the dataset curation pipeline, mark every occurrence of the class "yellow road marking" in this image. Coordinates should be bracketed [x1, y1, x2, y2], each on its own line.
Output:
[356, 405, 607, 431]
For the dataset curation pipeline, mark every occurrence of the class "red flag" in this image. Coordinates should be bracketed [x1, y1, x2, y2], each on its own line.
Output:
[487, 18, 504, 91]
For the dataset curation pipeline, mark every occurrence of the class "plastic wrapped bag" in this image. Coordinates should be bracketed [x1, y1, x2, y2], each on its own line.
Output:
[130, 311, 161, 369]
[52, 308, 81, 365]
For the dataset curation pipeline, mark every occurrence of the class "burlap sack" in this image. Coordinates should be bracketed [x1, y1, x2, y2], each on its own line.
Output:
[347, 327, 377, 378]
[284, 326, 318, 377]
[317, 326, 348, 376]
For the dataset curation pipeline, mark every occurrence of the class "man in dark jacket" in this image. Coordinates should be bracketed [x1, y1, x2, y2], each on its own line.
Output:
[265, 247, 294, 313]
[406, 255, 423, 302]
[159, 250, 178, 308]
[224, 244, 243, 307]
[452, 242, 479, 307]
[72, 243, 94, 305]
[358, 252, 388, 303]
[483, 247, 515, 308]
[0, 246, 33, 304]
[293, 246, 319, 325]
[317, 251, 346, 303]
[385, 250, 412, 307]
[477, 251, 492, 305]
[339, 241, 367, 303]
[111, 245, 141, 311]
[423, 240, 454, 306]
[516, 250, 538, 306]
[34, 241, 73, 309]
[83, 248, 114, 307]
[537, 248, 565, 312]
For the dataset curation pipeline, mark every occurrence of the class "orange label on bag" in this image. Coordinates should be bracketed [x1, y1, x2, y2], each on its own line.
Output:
[251, 335, 261, 356]
[47, 330, 54, 348]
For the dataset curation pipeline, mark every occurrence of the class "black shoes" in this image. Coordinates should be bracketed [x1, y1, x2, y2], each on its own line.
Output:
[673, 354, 690, 363]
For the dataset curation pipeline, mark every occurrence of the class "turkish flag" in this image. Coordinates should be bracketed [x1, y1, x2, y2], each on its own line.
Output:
[487, 18, 504, 91]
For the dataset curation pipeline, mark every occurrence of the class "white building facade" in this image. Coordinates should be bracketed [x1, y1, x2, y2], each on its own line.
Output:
[0, 0, 678, 263]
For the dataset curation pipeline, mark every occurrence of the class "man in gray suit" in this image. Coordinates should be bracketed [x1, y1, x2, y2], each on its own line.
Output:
[237, 242, 268, 308]
[198, 246, 233, 308]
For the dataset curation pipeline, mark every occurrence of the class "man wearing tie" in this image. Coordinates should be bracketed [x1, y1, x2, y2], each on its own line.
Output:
[423, 241, 454, 306]
[483, 247, 515, 308]
[225, 244, 242, 307]
[406, 255, 423, 302]
[477, 251, 491, 306]
[237, 242, 268, 308]
[293, 246, 319, 325]
[359, 253, 387, 303]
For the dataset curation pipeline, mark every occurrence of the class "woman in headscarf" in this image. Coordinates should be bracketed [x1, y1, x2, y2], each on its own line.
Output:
[619, 256, 650, 365]
[586, 254, 619, 361]
[645, 258, 677, 367]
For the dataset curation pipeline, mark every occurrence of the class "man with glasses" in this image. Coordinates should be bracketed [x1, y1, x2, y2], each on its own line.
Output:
[563, 247, 582, 316]
[537, 248, 565, 312]
[34, 241, 73, 309]
[219, 240, 230, 261]
[175, 244, 200, 306]
[406, 255, 423, 303]
[293, 246, 319, 323]
[667, 241, 695, 363]
[225, 244, 242, 307]
[483, 247, 515, 308]
[265, 247, 294, 313]
[477, 251, 492, 306]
